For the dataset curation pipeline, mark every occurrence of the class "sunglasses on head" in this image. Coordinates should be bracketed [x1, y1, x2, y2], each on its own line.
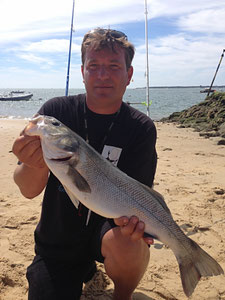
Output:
[83, 28, 128, 42]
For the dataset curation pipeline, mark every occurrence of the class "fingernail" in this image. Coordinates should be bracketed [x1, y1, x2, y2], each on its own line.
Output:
[138, 222, 144, 229]
[123, 218, 128, 226]
[132, 217, 138, 224]
[146, 238, 154, 244]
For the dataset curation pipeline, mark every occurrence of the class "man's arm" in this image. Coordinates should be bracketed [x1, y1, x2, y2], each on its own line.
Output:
[12, 135, 49, 199]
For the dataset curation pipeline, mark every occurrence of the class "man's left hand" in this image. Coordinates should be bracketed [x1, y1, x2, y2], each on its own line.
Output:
[114, 216, 154, 246]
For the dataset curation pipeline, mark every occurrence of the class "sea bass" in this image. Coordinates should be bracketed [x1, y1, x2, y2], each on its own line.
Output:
[24, 114, 223, 297]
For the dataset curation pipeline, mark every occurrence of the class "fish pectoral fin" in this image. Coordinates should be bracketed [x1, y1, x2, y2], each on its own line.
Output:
[68, 165, 91, 193]
[63, 185, 80, 209]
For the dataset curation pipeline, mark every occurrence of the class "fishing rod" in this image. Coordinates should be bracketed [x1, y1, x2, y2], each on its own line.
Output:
[65, 0, 75, 96]
[207, 49, 225, 97]
[129, 2, 151, 112]
[144, 0, 150, 116]
[126, 100, 152, 106]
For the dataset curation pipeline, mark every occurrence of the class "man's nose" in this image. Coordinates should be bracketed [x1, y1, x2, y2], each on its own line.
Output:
[97, 65, 109, 79]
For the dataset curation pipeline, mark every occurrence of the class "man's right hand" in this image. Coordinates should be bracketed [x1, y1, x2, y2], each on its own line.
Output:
[12, 134, 49, 198]
[12, 134, 46, 169]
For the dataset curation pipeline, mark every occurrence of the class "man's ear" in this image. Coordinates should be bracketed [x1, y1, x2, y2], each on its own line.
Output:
[81, 65, 85, 83]
[127, 66, 133, 86]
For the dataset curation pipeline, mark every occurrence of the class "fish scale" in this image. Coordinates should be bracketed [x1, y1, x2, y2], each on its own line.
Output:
[79, 156, 168, 230]
[24, 114, 224, 298]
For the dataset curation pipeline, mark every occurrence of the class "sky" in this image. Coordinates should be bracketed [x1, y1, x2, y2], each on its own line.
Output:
[0, 0, 225, 89]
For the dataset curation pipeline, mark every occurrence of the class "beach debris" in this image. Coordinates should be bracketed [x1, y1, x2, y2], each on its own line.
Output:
[1, 274, 15, 287]
[199, 131, 220, 138]
[217, 139, 225, 145]
[24, 114, 224, 298]
[82, 264, 111, 299]
[213, 188, 225, 195]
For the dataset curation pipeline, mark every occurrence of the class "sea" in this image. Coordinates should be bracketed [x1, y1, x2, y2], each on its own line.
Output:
[1, 87, 225, 121]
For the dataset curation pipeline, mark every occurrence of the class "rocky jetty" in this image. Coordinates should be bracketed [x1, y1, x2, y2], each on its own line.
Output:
[161, 91, 225, 144]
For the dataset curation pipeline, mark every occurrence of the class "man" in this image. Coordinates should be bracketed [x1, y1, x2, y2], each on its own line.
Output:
[12, 28, 157, 300]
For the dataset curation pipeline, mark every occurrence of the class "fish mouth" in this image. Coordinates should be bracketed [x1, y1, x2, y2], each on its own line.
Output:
[50, 156, 72, 162]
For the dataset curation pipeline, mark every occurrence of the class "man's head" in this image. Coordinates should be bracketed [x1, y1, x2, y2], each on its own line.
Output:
[81, 28, 134, 114]
[81, 28, 135, 70]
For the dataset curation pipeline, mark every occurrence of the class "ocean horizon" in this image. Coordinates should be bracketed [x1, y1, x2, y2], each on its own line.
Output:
[1, 86, 225, 121]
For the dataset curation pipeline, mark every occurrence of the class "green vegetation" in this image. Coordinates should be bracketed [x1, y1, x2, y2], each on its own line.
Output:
[161, 92, 225, 141]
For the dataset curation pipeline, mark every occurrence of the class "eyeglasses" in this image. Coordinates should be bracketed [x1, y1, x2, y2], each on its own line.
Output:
[83, 28, 128, 42]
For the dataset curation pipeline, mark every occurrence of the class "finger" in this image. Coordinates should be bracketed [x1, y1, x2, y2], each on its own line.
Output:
[16, 140, 41, 164]
[120, 216, 139, 236]
[13, 136, 44, 169]
[12, 135, 40, 155]
[114, 216, 129, 227]
[23, 142, 46, 168]
[130, 221, 145, 241]
[22, 139, 42, 158]
[33, 146, 47, 168]
[30, 144, 44, 162]
[143, 237, 154, 245]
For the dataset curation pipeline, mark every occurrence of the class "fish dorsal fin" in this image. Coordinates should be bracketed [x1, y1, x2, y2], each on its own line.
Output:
[63, 185, 80, 209]
[67, 165, 91, 194]
[141, 183, 171, 215]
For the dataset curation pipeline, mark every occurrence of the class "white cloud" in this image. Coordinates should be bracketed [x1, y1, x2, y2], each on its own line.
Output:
[0, 0, 143, 44]
[18, 53, 54, 66]
[22, 39, 80, 53]
[1, 0, 224, 45]
[133, 33, 225, 86]
[0, 0, 225, 88]
[148, 0, 225, 18]
[178, 8, 225, 33]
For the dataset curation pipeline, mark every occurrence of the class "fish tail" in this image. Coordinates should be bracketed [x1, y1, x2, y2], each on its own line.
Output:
[178, 239, 224, 297]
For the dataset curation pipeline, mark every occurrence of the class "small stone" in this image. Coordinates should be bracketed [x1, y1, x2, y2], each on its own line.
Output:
[217, 139, 225, 145]
[214, 188, 225, 195]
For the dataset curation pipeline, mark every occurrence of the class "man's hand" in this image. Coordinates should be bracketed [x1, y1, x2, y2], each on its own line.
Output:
[12, 133, 49, 198]
[12, 134, 46, 169]
[114, 216, 154, 246]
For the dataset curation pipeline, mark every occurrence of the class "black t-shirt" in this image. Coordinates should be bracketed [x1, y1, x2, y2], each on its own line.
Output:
[35, 94, 157, 259]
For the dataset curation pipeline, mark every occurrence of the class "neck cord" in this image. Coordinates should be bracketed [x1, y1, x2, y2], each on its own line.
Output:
[83, 101, 121, 151]
[80, 101, 121, 225]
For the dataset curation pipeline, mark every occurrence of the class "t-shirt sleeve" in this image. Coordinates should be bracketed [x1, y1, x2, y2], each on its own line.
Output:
[37, 94, 84, 132]
[38, 97, 62, 119]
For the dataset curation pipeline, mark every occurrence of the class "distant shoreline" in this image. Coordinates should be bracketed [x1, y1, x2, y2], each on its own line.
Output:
[133, 85, 225, 89]
[1, 86, 225, 91]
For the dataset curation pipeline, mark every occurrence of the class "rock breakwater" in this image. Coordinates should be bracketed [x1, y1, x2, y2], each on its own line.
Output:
[161, 91, 225, 143]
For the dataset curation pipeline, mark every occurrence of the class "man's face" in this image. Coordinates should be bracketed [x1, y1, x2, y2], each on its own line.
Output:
[81, 46, 133, 111]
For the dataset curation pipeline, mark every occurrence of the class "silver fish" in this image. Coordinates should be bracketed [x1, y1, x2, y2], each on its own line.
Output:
[24, 114, 224, 297]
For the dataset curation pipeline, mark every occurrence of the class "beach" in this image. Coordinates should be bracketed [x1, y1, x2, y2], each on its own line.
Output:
[0, 118, 224, 300]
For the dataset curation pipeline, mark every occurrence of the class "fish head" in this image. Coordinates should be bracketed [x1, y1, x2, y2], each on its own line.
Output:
[24, 114, 80, 163]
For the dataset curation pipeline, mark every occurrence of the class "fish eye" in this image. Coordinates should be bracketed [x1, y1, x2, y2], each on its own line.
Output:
[52, 121, 61, 126]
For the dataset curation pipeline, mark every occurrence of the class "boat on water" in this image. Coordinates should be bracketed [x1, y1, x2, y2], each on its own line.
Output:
[0, 91, 33, 101]
[200, 88, 216, 94]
